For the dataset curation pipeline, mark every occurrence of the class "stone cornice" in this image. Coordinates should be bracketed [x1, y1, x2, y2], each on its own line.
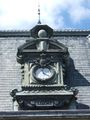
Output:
[54, 29, 90, 36]
[0, 29, 90, 37]
[0, 30, 30, 37]
[0, 110, 90, 120]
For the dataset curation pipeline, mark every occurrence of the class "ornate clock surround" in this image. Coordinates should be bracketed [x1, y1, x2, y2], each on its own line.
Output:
[11, 24, 78, 110]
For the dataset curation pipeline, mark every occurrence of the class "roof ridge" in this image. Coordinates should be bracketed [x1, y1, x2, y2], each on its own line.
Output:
[54, 29, 90, 32]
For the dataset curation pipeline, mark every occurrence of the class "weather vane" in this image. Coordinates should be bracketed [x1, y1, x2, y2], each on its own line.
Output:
[38, 0, 41, 24]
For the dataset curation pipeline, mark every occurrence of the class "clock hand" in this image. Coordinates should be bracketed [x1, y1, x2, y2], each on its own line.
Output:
[41, 68, 50, 77]
[43, 71, 50, 77]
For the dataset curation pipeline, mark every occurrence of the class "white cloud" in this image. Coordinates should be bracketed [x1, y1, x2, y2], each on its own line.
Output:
[67, 0, 90, 23]
[0, 0, 38, 29]
[69, 7, 90, 23]
[0, 0, 90, 30]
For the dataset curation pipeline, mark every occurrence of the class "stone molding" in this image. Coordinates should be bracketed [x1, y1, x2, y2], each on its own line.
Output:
[0, 29, 90, 37]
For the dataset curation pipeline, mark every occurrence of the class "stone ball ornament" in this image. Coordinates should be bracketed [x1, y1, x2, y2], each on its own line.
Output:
[38, 29, 47, 38]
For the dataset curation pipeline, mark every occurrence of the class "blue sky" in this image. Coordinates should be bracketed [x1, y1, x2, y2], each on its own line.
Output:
[0, 0, 90, 30]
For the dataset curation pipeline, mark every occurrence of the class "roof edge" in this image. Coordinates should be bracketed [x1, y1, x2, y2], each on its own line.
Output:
[0, 29, 90, 37]
[0, 110, 90, 120]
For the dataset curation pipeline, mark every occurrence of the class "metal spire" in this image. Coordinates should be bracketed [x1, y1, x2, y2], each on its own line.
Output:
[38, 0, 41, 24]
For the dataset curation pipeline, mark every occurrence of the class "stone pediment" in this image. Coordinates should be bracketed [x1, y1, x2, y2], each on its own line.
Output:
[17, 39, 68, 53]
[17, 38, 69, 64]
[17, 24, 68, 55]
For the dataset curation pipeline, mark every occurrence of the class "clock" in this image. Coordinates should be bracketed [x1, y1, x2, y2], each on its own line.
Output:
[33, 65, 55, 82]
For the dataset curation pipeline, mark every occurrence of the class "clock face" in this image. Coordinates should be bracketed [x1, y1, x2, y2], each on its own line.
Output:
[36, 68, 52, 80]
[33, 66, 55, 82]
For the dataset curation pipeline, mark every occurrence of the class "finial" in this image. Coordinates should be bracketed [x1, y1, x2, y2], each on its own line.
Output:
[38, 0, 41, 24]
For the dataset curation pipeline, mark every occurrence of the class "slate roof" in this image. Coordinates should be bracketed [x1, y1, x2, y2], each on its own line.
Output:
[0, 29, 90, 112]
